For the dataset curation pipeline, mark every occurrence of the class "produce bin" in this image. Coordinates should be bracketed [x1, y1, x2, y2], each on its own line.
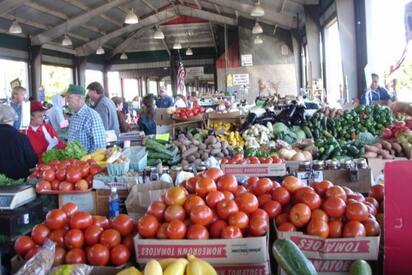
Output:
[126, 146, 147, 172]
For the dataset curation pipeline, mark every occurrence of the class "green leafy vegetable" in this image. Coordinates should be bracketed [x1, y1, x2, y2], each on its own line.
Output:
[0, 174, 25, 185]
[41, 141, 86, 163]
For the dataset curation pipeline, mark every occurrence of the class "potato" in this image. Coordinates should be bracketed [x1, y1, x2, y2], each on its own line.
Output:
[181, 159, 189, 166]
[193, 152, 200, 159]
[194, 159, 202, 165]
[364, 152, 378, 158]
[364, 145, 380, 153]
[187, 155, 196, 163]
[392, 142, 402, 154]
[201, 153, 209, 161]
[216, 153, 224, 158]
[381, 140, 392, 151]
[198, 143, 207, 150]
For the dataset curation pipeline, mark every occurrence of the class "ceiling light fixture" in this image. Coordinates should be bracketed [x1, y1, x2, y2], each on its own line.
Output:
[173, 41, 182, 49]
[186, 47, 193, 56]
[120, 52, 128, 60]
[9, 20, 22, 34]
[125, 8, 138, 24]
[96, 46, 105, 55]
[153, 28, 165, 39]
[62, 34, 72, 46]
[251, 0, 265, 17]
[252, 22, 263, 34]
[254, 35, 263, 45]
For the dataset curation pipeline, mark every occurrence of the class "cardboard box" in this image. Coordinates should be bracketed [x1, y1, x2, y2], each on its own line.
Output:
[134, 233, 269, 265]
[221, 163, 287, 177]
[279, 259, 353, 275]
[276, 226, 380, 260]
[156, 108, 173, 126]
[321, 168, 372, 193]
[95, 189, 129, 216]
[59, 191, 96, 214]
[215, 261, 270, 275]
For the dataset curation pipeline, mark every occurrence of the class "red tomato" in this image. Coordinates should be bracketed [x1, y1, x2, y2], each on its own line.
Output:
[232, 153, 244, 162]
[24, 246, 39, 260]
[345, 202, 369, 222]
[275, 213, 289, 226]
[148, 201, 167, 222]
[65, 248, 86, 264]
[164, 186, 187, 206]
[250, 209, 269, 223]
[190, 205, 213, 226]
[220, 158, 229, 164]
[262, 200, 282, 218]
[369, 184, 384, 202]
[70, 211, 93, 230]
[216, 175, 238, 193]
[363, 218, 381, 236]
[306, 219, 329, 238]
[205, 191, 225, 208]
[203, 167, 224, 181]
[186, 224, 209, 240]
[209, 220, 227, 239]
[343, 221, 366, 237]
[253, 178, 273, 195]
[55, 169, 66, 181]
[271, 156, 284, 163]
[325, 186, 347, 201]
[322, 197, 346, 217]
[164, 205, 186, 222]
[216, 199, 239, 220]
[272, 181, 281, 188]
[294, 187, 316, 202]
[249, 216, 269, 236]
[61, 202, 78, 218]
[328, 220, 343, 238]
[43, 170, 55, 182]
[271, 187, 291, 206]
[235, 185, 248, 197]
[79, 164, 90, 178]
[245, 177, 259, 192]
[111, 244, 130, 266]
[311, 209, 329, 222]
[221, 225, 243, 239]
[54, 247, 66, 266]
[222, 191, 235, 200]
[50, 179, 60, 190]
[365, 197, 379, 210]
[64, 229, 84, 249]
[111, 214, 134, 236]
[259, 157, 273, 164]
[235, 192, 259, 214]
[122, 235, 134, 252]
[59, 181, 73, 191]
[183, 195, 205, 213]
[137, 214, 159, 238]
[87, 243, 110, 266]
[31, 224, 50, 245]
[298, 192, 322, 210]
[14, 236, 35, 256]
[282, 176, 304, 193]
[182, 176, 199, 194]
[49, 229, 65, 247]
[289, 203, 311, 228]
[89, 164, 102, 176]
[85, 225, 103, 246]
[248, 157, 260, 164]
[36, 180, 51, 192]
[93, 216, 110, 229]
[347, 192, 365, 202]
[195, 177, 217, 197]
[46, 209, 67, 230]
[278, 222, 296, 232]
[66, 167, 82, 184]
[100, 229, 121, 248]
[166, 220, 187, 239]
[228, 211, 249, 230]
[312, 180, 334, 197]
[156, 223, 169, 239]
[258, 193, 272, 207]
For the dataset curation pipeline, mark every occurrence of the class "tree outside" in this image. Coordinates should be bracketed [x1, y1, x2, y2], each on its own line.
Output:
[41, 65, 73, 101]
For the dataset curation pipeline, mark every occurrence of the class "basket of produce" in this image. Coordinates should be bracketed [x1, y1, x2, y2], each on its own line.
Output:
[106, 153, 130, 177]
[125, 146, 147, 171]
[173, 106, 205, 121]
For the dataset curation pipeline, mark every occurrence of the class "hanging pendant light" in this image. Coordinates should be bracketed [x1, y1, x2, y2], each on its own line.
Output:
[186, 47, 193, 56]
[251, 0, 265, 17]
[96, 46, 105, 55]
[125, 8, 138, 24]
[254, 35, 263, 45]
[62, 34, 72, 46]
[120, 52, 128, 60]
[252, 22, 263, 34]
[9, 20, 22, 34]
[153, 28, 165, 39]
[173, 41, 182, 49]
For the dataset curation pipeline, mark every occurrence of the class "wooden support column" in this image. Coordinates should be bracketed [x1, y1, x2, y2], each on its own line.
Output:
[103, 65, 109, 97]
[170, 53, 177, 96]
[29, 44, 42, 99]
[75, 56, 87, 88]
[120, 78, 125, 99]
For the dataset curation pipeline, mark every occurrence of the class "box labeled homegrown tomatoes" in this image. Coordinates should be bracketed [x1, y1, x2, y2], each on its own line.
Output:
[133, 233, 269, 265]
[215, 261, 270, 275]
[221, 163, 287, 177]
[275, 225, 380, 260]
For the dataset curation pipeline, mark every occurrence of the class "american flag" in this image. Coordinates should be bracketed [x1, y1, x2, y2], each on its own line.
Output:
[176, 53, 186, 94]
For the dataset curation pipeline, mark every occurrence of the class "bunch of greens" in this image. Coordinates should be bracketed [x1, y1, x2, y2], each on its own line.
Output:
[0, 174, 25, 185]
[42, 141, 86, 164]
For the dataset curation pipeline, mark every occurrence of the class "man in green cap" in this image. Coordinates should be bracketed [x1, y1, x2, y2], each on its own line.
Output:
[65, 84, 106, 153]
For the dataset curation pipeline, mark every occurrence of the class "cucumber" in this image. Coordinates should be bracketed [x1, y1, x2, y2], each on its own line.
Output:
[272, 239, 317, 275]
[145, 139, 175, 157]
[302, 126, 313, 139]
[350, 260, 372, 275]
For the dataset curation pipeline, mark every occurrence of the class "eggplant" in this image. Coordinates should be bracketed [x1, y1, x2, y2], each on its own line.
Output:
[239, 113, 257, 132]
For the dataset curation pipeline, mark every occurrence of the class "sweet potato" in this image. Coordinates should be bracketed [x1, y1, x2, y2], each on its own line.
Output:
[365, 145, 380, 153]
[364, 152, 378, 158]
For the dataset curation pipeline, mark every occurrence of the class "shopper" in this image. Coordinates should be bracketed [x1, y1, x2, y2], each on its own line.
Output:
[87, 82, 120, 136]
[0, 105, 38, 179]
[174, 94, 187, 108]
[66, 84, 107, 153]
[360, 73, 393, 106]
[9, 86, 26, 129]
[23, 101, 65, 161]
[139, 94, 157, 135]
[156, 87, 174, 108]
[112, 96, 130, 133]
[46, 94, 65, 131]
[38, 85, 45, 102]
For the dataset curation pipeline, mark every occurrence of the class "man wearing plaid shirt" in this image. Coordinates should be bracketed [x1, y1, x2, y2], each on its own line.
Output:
[65, 84, 106, 153]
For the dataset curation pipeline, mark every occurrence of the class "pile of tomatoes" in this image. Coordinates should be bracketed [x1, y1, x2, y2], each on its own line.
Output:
[30, 160, 103, 193]
[220, 154, 284, 165]
[174, 106, 205, 120]
[137, 167, 279, 240]
[14, 203, 134, 266]
[274, 177, 383, 238]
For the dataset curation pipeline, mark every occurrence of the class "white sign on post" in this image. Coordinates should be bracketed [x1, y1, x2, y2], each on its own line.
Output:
[233, 74, 250, 86]
[241, 54, 253, 67]
[185, 67, 204, 77]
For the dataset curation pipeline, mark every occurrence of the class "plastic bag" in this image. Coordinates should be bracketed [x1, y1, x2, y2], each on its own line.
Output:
[50, 264, 93, 275]
[16, 239, 55, 275]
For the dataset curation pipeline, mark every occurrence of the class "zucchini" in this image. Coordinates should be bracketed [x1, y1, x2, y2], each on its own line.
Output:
[302, 126, 313, 139]
[272, 239, 317, 275]
[347, 145, 360, 157]
[148, 151, 171, 161]
[145, 139, 175, 157]
[321, 145, 335, 160]
[350, 260, 372, 275]
[147, 158, 162, 166]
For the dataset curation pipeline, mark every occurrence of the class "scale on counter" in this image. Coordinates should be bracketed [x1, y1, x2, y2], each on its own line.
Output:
[0, 185, 36, 210]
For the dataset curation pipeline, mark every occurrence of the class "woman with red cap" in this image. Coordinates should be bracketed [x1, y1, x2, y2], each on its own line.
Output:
[23, 101, 65, 162]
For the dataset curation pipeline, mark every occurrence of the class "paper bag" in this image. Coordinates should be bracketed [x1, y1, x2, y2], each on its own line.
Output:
[125, 181, 173, 220]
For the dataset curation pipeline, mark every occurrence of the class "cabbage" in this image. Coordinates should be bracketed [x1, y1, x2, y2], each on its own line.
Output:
[273, 122, 289, 135]
[291, 126, 306, 141]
